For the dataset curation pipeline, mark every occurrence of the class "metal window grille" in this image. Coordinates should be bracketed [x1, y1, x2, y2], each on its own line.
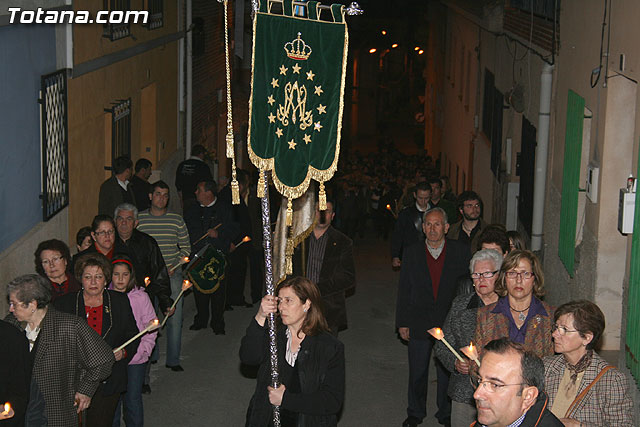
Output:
[103, 0, 131, 41]
[40, 70, 70, 221]
[507, 0, 557, 22]
[106, 99, 132, 162]
[144, 0, 163, 30]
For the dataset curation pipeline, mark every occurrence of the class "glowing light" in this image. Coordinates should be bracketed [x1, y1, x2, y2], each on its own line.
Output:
[418, 50, 424, 55]
[369, 48, 377, 54]
[391, 43, 398, 48]
[414, 46, 420, 51]
[3, 403, 10, 414]
[381, 30, 387, 35]
[144, 277, 150, 287]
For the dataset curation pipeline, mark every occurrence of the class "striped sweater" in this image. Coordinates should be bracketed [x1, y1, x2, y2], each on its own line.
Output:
[137, 211, 191, 267]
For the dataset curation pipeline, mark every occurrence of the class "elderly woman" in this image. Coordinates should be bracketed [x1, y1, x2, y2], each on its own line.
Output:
[55, 253, 139, 427]
[5, 274, 114, 427]
[544, 300, 633, 426]
[34, 239, 81, 301]
[474, 250, 554, 359]
[240, 276, 345, 426]
[435, 249, 502, 427]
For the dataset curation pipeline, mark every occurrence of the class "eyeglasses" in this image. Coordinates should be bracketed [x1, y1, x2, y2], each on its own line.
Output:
[470, 373, 526, 393]
[505, 271, 535, 280]
[471, 270, 498, 280]
[551, 324, 579, 335]
[94, 229, 115, 237]
[41, 255, 64, 267]
[8, 301, 25, 308]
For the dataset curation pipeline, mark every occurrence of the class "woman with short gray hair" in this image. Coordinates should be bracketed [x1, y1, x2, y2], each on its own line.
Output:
[434, 249, 502, 427]
[5, 274, 114, 427]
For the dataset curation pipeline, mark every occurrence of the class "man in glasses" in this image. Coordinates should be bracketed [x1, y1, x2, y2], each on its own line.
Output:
[447, 191, 487, 253]
[471, 338, 562, 427]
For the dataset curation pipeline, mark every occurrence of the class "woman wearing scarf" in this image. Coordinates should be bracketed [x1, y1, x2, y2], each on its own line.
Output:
[544, 300, 633, 426]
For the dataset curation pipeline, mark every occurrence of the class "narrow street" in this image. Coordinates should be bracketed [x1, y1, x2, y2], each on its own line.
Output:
[144, 236, 442, 426]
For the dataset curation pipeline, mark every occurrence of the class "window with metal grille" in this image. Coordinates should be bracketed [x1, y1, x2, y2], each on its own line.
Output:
[558, 90, 585, 276]
[103, 0, 131, 41]
[40, 70, 70, 221]
[144, 0, 163, 30]
[106, 99, 132, 162]
[507, 0, 557, 22]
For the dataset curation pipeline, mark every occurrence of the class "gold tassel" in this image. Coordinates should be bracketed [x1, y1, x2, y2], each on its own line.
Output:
[257, 169, 265, 198]
[231, 178, 240, 205]
[226, 132, 234, 159]
[286, 198, 293, 227]
[319, 181, 327, 211]
[285, 236, 294, 275]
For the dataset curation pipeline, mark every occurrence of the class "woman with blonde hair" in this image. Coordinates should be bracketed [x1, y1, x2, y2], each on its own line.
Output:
[240, 276, 345, 426]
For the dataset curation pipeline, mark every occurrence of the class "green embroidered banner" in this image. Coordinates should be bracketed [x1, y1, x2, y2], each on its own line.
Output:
[248, 0, 348, 200]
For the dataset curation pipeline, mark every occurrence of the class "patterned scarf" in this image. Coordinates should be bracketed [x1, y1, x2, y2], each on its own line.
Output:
[566, 350, 593, 384]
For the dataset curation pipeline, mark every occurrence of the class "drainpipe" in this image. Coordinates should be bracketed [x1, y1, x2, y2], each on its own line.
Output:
[185, 0, 193, 158]
[531, 63, 554, 251]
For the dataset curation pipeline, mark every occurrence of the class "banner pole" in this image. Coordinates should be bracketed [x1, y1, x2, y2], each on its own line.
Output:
[261, 170, 281, 427]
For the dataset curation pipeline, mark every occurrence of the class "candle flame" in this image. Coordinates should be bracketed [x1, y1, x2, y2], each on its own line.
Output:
[427, 327, 444, 340]
[469, 342, 474, 351]
[242, 236, 251, 242]
[3, 403, 9, 413]
[182, 280, 193, 291]
[386, 204, 391, 210]
[144, 277, 150, 287]
[153, 319, 159, 325]
[183, 256, 189, 263]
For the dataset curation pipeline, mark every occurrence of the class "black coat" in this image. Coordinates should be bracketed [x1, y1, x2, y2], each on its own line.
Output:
[240, 320, 345, 427]
[184, 198, 239, 254]
[390, 205, 426, 260]
[73, 230, 173, 313]
[175, 158, 213, 202]
[98, 176, 136, 217]
[292, 227, 356, 333]
[0, 319, 31, 427]
[395, 239, 471, 340]
[55, 290, 139, 396]
[471, 392, 563, 427]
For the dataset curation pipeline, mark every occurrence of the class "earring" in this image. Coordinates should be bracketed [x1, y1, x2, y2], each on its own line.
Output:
[303, 308, 307, 313]
[32, 309, 35, 313]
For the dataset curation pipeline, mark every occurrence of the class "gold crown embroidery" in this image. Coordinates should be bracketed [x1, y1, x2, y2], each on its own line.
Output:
[284, 33, 312, 61]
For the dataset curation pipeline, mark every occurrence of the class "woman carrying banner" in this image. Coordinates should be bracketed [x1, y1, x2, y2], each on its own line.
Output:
[240, 276, 345, 427]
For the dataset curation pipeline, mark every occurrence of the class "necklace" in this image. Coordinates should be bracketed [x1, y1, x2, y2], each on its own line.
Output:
[510, 305, 530, 322]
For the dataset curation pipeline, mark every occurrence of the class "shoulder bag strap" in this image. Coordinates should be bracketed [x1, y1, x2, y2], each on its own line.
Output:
[565, 365, 614, 417]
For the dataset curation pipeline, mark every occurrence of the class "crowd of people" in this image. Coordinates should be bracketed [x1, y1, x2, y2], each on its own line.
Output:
[0, 144, 636, 427]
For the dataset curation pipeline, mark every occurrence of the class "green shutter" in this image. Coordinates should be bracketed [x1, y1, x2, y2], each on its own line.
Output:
[626, 139, 640, 382]
[558, 90, 585, 277]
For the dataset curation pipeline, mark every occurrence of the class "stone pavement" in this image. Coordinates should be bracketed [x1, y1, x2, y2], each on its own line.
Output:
[143, 237, 442, 426]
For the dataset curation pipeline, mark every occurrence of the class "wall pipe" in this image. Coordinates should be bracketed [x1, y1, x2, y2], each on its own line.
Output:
[531, 63, 554, 251]
[185, 0, 193, 158]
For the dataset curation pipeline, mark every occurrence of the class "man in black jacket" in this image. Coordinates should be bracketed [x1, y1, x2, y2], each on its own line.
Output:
[98, 156, 136, 216]
[184, 180, 238, 334]
[176, 144, 213, 211]
[396, 207, 471, 427]
[292, 200, 356, 335]
[471, 338, 563, 427]
[391, 181, 432, 269]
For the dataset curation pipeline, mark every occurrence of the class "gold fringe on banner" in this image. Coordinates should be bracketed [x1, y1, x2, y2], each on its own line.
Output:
[286, 198, 293, 226]
[285, 236, 294, 275]
[318, 181, 327, 211]
[257, 169, 265, 198]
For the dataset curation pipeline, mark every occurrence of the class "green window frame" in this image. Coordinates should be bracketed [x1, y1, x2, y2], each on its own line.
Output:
[558, 90, 585, 277]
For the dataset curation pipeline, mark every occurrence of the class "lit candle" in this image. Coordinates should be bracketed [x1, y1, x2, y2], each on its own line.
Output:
[235, 236, 252, 249]
[144, 277, 150, 287]
[161, 280, 194, 327]
[114, 319, 160, 353]
[428, 327, 464, 362]
[461, 341, 481, 367]
[169, 256, 190, 273]
[0, 402, 14, 420]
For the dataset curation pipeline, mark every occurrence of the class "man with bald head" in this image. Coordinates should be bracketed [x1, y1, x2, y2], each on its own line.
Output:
[396, 207, 471, 427]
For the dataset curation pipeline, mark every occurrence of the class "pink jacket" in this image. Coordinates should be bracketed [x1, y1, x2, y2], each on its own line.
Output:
[109, 284, 158, 365]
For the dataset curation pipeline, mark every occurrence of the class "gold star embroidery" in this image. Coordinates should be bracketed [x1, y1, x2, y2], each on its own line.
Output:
[288, 139, 297, 150]
[316, 104, 327, 114]
[267, 113, 276, 123]
[314, 122, 323, 132]
[306, 70, 315, 81]
[275, 128, 283, 138]
[303, 134, 312, 144]
[267, 95, 275, 105]
[292, 63, 301, 74]
[271, 78, 279, 88]
[314, 86, 323, 96]
[279, 65, 288, 75]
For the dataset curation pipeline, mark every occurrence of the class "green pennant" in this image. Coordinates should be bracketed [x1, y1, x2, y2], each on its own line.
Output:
[247, 2, 348, 199]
